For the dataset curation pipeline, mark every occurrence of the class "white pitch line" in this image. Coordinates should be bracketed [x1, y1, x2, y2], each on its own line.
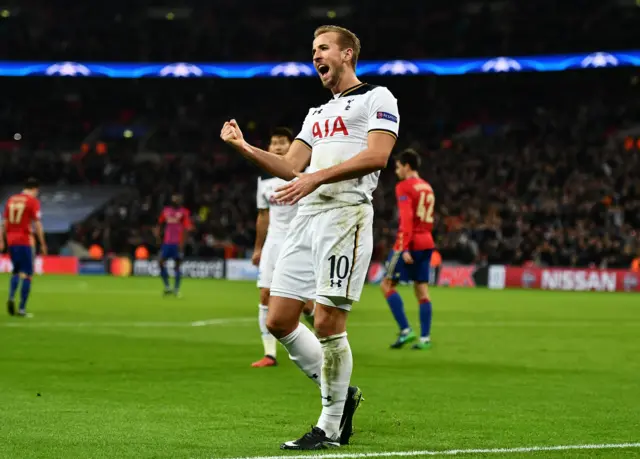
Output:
[221, 442, 640, 459]
[191, 318, 255, 327]
[4, 319, 640, 329]
[1, 317, 254, 328]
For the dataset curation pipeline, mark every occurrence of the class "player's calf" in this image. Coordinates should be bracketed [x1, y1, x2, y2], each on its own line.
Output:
[255, 289, 278, 366]
[7, 273, 20, 316]
[8, 273, 20, 302]
[413, 283, 433, 350]
[18, 275, 32, 314]
[381, 279, 415, 348]
[173, 259, 182, 295]
[158, 259, 171, 294]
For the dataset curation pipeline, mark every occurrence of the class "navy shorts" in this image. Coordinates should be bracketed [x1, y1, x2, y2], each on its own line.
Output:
[160, 244, 182, 261]
[9, 245, 34, 276]
[385, 249, 433, 284]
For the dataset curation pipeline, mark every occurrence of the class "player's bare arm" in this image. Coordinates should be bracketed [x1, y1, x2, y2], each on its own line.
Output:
[34, 220, 47, 255]
[252, 209, 269, 266]
[275, 132, 396, 204]
[221, 120, 311, 180]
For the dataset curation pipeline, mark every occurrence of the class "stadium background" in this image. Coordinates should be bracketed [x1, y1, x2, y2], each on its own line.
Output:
[1, 1, 639, 287]
[1, 2, 640, 458]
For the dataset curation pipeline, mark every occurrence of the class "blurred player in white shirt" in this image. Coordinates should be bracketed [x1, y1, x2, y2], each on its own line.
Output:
[221, 25, 399, 450]
[252, 128, 315, 368]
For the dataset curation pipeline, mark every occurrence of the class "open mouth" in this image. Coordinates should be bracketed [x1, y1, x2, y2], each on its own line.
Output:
[317, 64, 330, 76]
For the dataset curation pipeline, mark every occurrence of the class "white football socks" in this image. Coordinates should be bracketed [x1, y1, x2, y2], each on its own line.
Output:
[259, 304, 277, 358]
[317, 332, 352, 440]
[279, 322, 322, 386]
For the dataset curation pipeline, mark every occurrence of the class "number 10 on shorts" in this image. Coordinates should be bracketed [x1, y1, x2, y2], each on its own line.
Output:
[328, 255, 350, 288]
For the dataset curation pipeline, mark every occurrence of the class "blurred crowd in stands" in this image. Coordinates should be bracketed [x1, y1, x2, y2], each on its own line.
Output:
[2, 72, 639, 269]
[3, 0, 639, 61]
[2, 0, 640, 269]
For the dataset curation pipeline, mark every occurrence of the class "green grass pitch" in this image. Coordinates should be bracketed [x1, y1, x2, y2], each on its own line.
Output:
[1, 276, 639, 459]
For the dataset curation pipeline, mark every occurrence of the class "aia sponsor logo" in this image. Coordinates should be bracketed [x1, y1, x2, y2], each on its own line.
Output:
[312, 116, 349, 139]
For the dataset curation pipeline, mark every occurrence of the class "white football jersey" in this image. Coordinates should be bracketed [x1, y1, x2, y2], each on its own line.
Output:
[294, 83, 399, 214]
[256, 175, 299, 236]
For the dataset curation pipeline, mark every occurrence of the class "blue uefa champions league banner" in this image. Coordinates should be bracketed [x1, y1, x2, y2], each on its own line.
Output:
[0, 51, 638, 78]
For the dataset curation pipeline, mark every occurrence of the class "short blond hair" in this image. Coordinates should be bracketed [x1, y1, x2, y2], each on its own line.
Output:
[314, 25, 361, 69]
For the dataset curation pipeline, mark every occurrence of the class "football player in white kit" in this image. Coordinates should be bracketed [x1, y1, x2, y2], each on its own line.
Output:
[252, 127, 315, 368]
[221, 25, 399, 450]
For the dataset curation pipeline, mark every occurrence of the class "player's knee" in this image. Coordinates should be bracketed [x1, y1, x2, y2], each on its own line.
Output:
[314, 300, 349, 338]
[265, 315, 295, 339]
[313, 316, 332, 338]
[380, 278, 395, 296]
[313, 314, 346, 338]
[414, 282, 429, 299]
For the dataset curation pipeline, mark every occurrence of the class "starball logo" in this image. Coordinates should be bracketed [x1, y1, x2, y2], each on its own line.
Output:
[45, 62, 91, 76]
[378, 60, 419, 75]
[159, 63, 204, 77]
[481, 57, 522, 73]
[270, 62, 314, 77]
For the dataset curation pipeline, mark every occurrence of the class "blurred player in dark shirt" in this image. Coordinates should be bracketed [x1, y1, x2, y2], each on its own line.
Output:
[0, 178, 47, 317]
[380, 150, 435, 350]
[156, 194, 193, 296]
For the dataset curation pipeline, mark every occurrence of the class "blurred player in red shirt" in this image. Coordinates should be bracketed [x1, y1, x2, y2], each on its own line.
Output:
[156, 194, 193, 296]
[380, 149, 435, 350]
[0, 178, 47, 317]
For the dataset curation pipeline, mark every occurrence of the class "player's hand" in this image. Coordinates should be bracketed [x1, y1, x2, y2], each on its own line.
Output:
[402, 251, 414, 264]
[40, 244, 48, 256]
[220, 119, 246, 151]
[0, 241, 4, 253]
[251, 249, 261, 266]
[275, 171, 321, 205]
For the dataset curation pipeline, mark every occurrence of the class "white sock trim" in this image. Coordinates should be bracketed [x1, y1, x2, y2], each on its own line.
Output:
[319, 331, 347, 343]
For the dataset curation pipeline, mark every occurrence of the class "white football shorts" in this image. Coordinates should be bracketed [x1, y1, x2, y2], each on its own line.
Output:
[270, 204, 374, 309]
[257, 234, 287, 289]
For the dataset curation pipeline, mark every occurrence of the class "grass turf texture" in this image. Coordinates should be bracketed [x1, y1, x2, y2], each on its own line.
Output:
[0, 276, 639, 459]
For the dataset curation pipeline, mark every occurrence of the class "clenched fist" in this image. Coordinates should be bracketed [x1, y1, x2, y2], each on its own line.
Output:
[220, 119, 246, 150]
